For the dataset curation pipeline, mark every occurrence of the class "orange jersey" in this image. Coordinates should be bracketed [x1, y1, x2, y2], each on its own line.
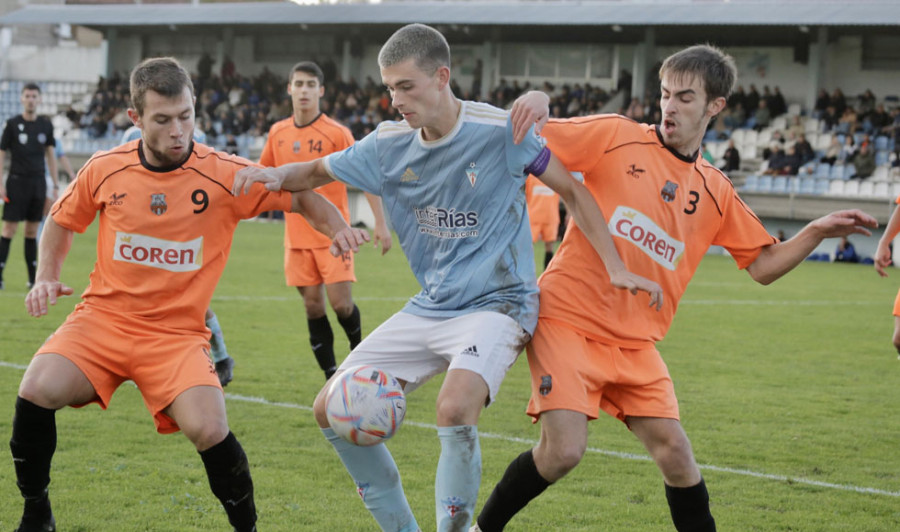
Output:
[525, 175, 560, 225]
[51, 140, 291, 333]
[260, 113, 353, 249]
[540, 116, 776, 348]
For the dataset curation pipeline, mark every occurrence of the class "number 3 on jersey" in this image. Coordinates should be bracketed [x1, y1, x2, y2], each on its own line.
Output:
[683, 190, 699, 215]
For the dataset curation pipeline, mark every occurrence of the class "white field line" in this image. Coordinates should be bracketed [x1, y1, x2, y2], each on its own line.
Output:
[3, 368, 898, 498]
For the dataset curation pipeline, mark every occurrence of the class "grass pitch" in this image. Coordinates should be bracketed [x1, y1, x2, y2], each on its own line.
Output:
[1, 219, 899, 531]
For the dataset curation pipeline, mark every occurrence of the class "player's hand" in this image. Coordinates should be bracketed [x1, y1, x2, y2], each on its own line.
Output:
[608, 271, 664, 311]
[232, 166, 285, 196]
[372, 222, 392, 255]
[875, 242, 892, 277]
[0, 183, 7, 203]
[25, 280, 74, 317]
[510, 91, 551, 145]
[329, 227, 371, 257]
[811, 209, 878, 239]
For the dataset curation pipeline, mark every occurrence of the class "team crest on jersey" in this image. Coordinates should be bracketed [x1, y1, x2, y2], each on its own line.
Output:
[37, 133, 47, 145]
[18, 133, 27, 145]
[539, 375, 552, 396]
[292, 141, 301, 153]
[150, 193, 167, 216]
[441, 496, 466, 518]
[661, 180, 678, 202]
[465, 162, 478, 187]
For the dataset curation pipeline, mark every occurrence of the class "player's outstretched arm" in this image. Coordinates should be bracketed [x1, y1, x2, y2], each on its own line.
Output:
[363, 192, 392, 255]
[233, 159, 333, 196]
[510, 90, 551, 145]
[25, 218, 75, 317]
[747, 209, 878, 285]
[537, 154, 664, 310]
[875, 205, 900, 277]
[290, 191, 370, 256]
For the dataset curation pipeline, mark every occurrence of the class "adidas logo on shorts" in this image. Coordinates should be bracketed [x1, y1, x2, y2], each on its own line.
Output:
[460, 345, 479, 357]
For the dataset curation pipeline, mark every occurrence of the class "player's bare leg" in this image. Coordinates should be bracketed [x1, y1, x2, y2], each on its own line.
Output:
[628, 416, 715, 531]
[474, 409, 585, 532]
[891, 316, 900, 359]
[12, 354, 98, 532]
[166, 386, 257, 532]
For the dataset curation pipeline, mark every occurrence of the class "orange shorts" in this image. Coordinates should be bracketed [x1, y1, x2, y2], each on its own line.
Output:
[530, 219, 559, 243]
[893, 289, 900, 317]
[35, 305, 220, 434]
[526, 318, 679, 423]
[285, 247, 356, 286]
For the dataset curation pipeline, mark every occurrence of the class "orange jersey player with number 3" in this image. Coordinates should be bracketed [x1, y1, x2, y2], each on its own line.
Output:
[473, 45, 878, 532]
[11, 57, 369, 532]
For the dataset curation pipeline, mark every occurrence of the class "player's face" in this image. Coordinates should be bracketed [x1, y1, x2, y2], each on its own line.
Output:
[21, 89, 41, 115]
[659, 73, 725, 157]
[288, 71, 324, 115]
[381, 58, 445, 130]
[130, 86, 195, 168]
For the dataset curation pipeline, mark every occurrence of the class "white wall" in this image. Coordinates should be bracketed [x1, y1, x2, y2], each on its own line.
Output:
[6, 42, 104, 82]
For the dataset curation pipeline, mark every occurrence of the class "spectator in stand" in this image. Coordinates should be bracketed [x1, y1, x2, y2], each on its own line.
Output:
[838, 107, 859, 135]
[746, 84, 760, 115]
[787, 115, 805, 139]
[858, 89, 877, 119]
[831, 88, 847, 117]
[729, 85, 746, 112]
[814, 89, 831, 118]
[701, 143, 715, 164]
[771, 86, 787, 117]
[781, 144, 803, 175]
[868, 104, 892, 134]
[721, 139, 740, 172]
[851, 143, 876, 179]
[795, 133, 816, 166]
[753, 99, 771, 131]
[839, 134, 857, 164]
[821, 136, 842, 166]
[835, 236, 859, 263]
[821, 105, 840, 133]
[763, 143, 786, 175]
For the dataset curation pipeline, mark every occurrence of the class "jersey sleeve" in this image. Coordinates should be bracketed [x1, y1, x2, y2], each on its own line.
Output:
[50, 162, 100, 233]
[541, 118, 618, 173]
[258, 127, 276, 167]
[322, 128, 381, 195]
[0, 121, 11, 151]
[506, 118, 546, 179]
[232, 186, 292, 220]
[712, 189, 778, 269]
[45, 119, 56, 148]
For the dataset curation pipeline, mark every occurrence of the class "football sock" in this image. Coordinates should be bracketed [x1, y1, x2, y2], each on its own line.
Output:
[10, 397, 57, 505]
[0, 236, 11, 283]
[543, 250, 553, 269]
[337, 304, 362, 350]
[435, 425, 480, 531]
[24, 238, 37, 285]
[476, 449, 550, 532]
[308, 315, 336, 378]
[322, 427, 419, 532]
[206, 313, 229, 363]
[665, 478, 716, 532]
[199, 432, 256, 532]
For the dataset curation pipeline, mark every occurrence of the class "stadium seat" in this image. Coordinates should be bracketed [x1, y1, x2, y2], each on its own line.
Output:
[771, 176, 788, 194]
[804, 118, 821, 134]
[788, 103, 802, 116]
[815, 163, 832, 179]
[757, 175, 773, 192]
[827, 179, 846, 196]
[798, 177, 816, 195]
[875, 135, 889, 151]
[858, 180, 875, 197]
[757, 128, 772, 147]
[771, 116, 787, 131]
[816, 133, 833, 151]
[872, 166, 890, 182]
[843, 179, 860, 196]
[842, 164, 857, 180]
[873, 181, 890, 198]
[876, 150, 889, 166]
[742, 174, 760, 192]
[814, 179, 830, 195]
[731, 129, 746, 145]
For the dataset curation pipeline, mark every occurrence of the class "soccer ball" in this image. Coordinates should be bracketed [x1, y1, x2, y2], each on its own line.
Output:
[325, 365, 406, 446]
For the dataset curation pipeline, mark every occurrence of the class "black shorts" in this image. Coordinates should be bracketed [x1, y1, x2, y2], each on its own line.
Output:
[3, 174, 46, 223]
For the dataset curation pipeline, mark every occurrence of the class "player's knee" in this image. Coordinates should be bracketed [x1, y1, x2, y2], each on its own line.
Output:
[331, 300, 354, 318]
[434, 397, 479, 427]
[18, 373, 73, 410]
[184, 418, 230, 451]
[651, 436, 696, 482]
[892, 331, 900, 353]
[538, 437, 585, 478]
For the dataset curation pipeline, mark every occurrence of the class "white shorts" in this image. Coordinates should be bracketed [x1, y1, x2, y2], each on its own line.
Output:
[339, 311, 530, 406]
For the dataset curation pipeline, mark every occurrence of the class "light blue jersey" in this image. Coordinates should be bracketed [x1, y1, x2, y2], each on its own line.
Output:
[324, 100, 544, 334]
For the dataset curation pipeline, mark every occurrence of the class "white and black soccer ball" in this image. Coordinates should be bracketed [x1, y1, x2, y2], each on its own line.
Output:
[325, 365, 406, 446]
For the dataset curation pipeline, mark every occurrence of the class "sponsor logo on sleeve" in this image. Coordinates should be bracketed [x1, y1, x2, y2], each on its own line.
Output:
[609, 206, 685, 271]
[113, 232, 203, 272]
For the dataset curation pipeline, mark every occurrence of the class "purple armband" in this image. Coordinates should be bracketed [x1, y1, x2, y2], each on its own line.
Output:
[524, 146, 552, 176]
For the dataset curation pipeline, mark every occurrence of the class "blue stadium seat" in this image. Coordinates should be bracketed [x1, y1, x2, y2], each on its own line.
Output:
[771, 176, 788, 194]
[842, 164, 857, 180]
[742, 174, 759, 192]
[876, 150, 889, 166]
[757, 175, 773, 192]
[814, 179, 830, 195]
[875, 136, 889, 151]
[815, 163, 832, 179]
[799, 177, 816, 195]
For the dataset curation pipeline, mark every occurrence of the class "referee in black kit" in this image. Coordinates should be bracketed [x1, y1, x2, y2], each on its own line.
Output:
[0, 82, 58, 290]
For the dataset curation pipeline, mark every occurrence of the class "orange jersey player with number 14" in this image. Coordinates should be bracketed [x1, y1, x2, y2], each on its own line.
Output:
[11, 57, 368, 532]
[473, 44, 878, 532]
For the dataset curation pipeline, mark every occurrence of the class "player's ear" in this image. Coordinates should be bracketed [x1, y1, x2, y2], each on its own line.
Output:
[126, 108, 141, 128]
[435, 65, 451, 90]
[707, 96, 727, 118]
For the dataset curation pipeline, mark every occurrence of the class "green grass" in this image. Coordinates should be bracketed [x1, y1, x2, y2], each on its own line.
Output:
[2, 220, 900, 531]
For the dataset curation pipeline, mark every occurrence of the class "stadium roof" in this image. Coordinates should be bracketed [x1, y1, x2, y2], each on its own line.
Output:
[2, 1, 899, 28]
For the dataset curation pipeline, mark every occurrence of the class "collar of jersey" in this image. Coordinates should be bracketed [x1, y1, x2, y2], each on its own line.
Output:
[654, 125, 699, 164]
[293, 112, 323, 129]
[138, 140, 194, 173]
[416, 99, 465, 149]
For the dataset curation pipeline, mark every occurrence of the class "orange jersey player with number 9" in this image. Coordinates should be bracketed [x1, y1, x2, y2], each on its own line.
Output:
[11, 57, 368, 532]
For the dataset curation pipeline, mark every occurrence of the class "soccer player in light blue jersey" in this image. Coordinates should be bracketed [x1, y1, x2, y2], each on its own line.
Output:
[234, 23, 662, 532]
